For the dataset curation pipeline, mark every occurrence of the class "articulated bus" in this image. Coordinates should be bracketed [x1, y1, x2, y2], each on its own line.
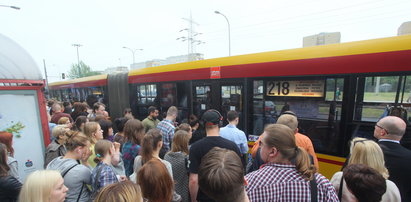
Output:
[49, 35, 411, 178]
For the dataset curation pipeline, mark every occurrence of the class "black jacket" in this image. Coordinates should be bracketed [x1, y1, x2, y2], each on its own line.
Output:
[0, 175, 22, 202]
[379, 140, 411, 202]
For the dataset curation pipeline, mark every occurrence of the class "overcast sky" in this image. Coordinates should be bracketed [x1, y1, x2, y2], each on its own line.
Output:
[1, 0, 411, 82]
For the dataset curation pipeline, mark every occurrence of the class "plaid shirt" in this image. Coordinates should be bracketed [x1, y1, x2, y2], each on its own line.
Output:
[122, 142, 141, 177]
[157, 119, 175, 152]
[246, 163, 339, 202]
[91, 162, 118, 192]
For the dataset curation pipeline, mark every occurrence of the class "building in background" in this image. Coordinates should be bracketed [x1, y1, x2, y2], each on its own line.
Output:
[398, 21, 411, 35]
[303, 32, 341, 47]
[130, 53, 204, 70]
[104, 66, 128, 74]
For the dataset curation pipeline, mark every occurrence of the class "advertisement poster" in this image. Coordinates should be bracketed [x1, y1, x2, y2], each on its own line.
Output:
[0, 90, 45, 181]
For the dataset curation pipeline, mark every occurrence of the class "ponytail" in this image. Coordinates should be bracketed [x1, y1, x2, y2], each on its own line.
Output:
[264, 124, 316, 181]
[94, 140, 113, 164]
[65, 131, 89, 151]
[294, 147, 316, 180]
[141, 129, 163, 164]
[141, 134, 154, 164]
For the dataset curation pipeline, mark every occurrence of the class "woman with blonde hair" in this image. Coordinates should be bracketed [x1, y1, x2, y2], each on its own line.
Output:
[330, 137, 401, 201]
[44, 125, 69, 168]
[19, 170, 68, 202]
[94, 181, 142, 202]
[164, 130, 190, 201]
[57, 117, 72, 129]
[83, 122, 104, 168]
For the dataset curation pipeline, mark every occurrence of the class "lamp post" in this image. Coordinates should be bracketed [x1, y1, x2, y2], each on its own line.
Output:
[215, 11, 231, 56]
[72, 44, 82, 77]
[0, 5, 20, 10]
[122, 47, 143, 65]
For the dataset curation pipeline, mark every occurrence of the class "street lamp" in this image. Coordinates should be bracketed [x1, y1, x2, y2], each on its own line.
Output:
[215, 11, 231, 56]
[122, 47, 143, 64]
[72, 44, 82, 77]
[0, 5, 20, 10]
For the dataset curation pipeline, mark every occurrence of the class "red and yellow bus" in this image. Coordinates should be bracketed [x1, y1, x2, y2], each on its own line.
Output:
[49, 35, 411, 178]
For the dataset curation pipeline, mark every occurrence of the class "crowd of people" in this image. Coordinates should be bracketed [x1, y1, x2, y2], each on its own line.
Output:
[0, 98, 410, 202]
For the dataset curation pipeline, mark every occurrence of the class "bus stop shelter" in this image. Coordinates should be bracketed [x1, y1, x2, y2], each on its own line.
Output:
[0, 33, 49, 180]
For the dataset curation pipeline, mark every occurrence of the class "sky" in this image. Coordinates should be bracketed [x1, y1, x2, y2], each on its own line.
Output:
[1, 0, 411, 82]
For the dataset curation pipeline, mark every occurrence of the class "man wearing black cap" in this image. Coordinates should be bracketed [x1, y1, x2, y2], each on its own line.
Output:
[189, 109, 241, 202]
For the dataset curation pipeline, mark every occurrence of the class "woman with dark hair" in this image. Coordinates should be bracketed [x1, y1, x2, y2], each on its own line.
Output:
[130, 129, 173, 183]
[137, 159, 174, 202]
[0, 132, 20, 181]
[164, 130, 190, 202]
[99, 119, 114, 142]
[63, 101, 73, 114]
[343, 164, 387, 202]
[0, 143, 22, 202]
[188, 115, 205, 145]
[113, 117, 129, 149]
[123, 108, 133, 118]
[121, 119, 145, 177]
[71, 102, 89, 121]
[73, 116, 88, 132]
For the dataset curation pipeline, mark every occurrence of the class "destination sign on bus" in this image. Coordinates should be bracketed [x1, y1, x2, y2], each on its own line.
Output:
[266, 80, 325, 97]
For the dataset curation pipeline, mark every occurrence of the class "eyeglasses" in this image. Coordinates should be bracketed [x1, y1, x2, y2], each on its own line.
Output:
[353, 139, 372, 146]
[375, 124, 389, 134]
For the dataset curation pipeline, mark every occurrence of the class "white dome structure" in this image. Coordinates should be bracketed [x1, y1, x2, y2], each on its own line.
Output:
[0, 33, 42, 81]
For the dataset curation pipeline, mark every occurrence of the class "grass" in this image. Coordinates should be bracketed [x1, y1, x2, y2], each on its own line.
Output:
[326, 91, 398, 102]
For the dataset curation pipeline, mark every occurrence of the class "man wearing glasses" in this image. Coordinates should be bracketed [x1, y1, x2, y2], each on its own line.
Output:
[374, 116, 411, 202]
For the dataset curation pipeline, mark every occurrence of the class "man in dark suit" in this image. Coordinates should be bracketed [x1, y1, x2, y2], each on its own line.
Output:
[374, 116, 411, 202]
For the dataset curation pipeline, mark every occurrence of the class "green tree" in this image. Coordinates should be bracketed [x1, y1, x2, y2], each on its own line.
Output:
[68, 61, 101, 79]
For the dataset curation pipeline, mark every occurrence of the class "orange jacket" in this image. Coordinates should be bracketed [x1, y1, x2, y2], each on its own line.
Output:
[250, 132, 319, 169]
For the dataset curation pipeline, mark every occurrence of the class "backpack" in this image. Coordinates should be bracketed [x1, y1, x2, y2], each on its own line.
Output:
[388, 105, 408, 123]
[61, 164, 85, 202]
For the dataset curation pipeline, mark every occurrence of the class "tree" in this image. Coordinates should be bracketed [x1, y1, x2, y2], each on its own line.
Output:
[68, 61, 101, 79]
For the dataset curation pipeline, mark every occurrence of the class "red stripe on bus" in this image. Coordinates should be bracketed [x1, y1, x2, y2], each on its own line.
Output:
[128, 50, 411, 84]
[128, 68, 210, 84]
[317, 157, 345, 166]
[49, 79, 107, 89]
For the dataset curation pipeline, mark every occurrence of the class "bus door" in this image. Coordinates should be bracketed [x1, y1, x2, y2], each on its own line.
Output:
[193, 81, 245, 130]
[220, 84, 244, 130]
[193, 83, 213, 119]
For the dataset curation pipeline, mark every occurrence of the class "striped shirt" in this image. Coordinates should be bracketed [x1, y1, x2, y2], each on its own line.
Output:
[246, 163, 338, 202]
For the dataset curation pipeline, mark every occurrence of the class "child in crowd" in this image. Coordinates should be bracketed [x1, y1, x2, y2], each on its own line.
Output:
[91, 140, 121, 195]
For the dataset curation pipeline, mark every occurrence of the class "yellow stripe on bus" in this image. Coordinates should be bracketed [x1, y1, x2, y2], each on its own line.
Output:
[128, 35, 411, 77]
